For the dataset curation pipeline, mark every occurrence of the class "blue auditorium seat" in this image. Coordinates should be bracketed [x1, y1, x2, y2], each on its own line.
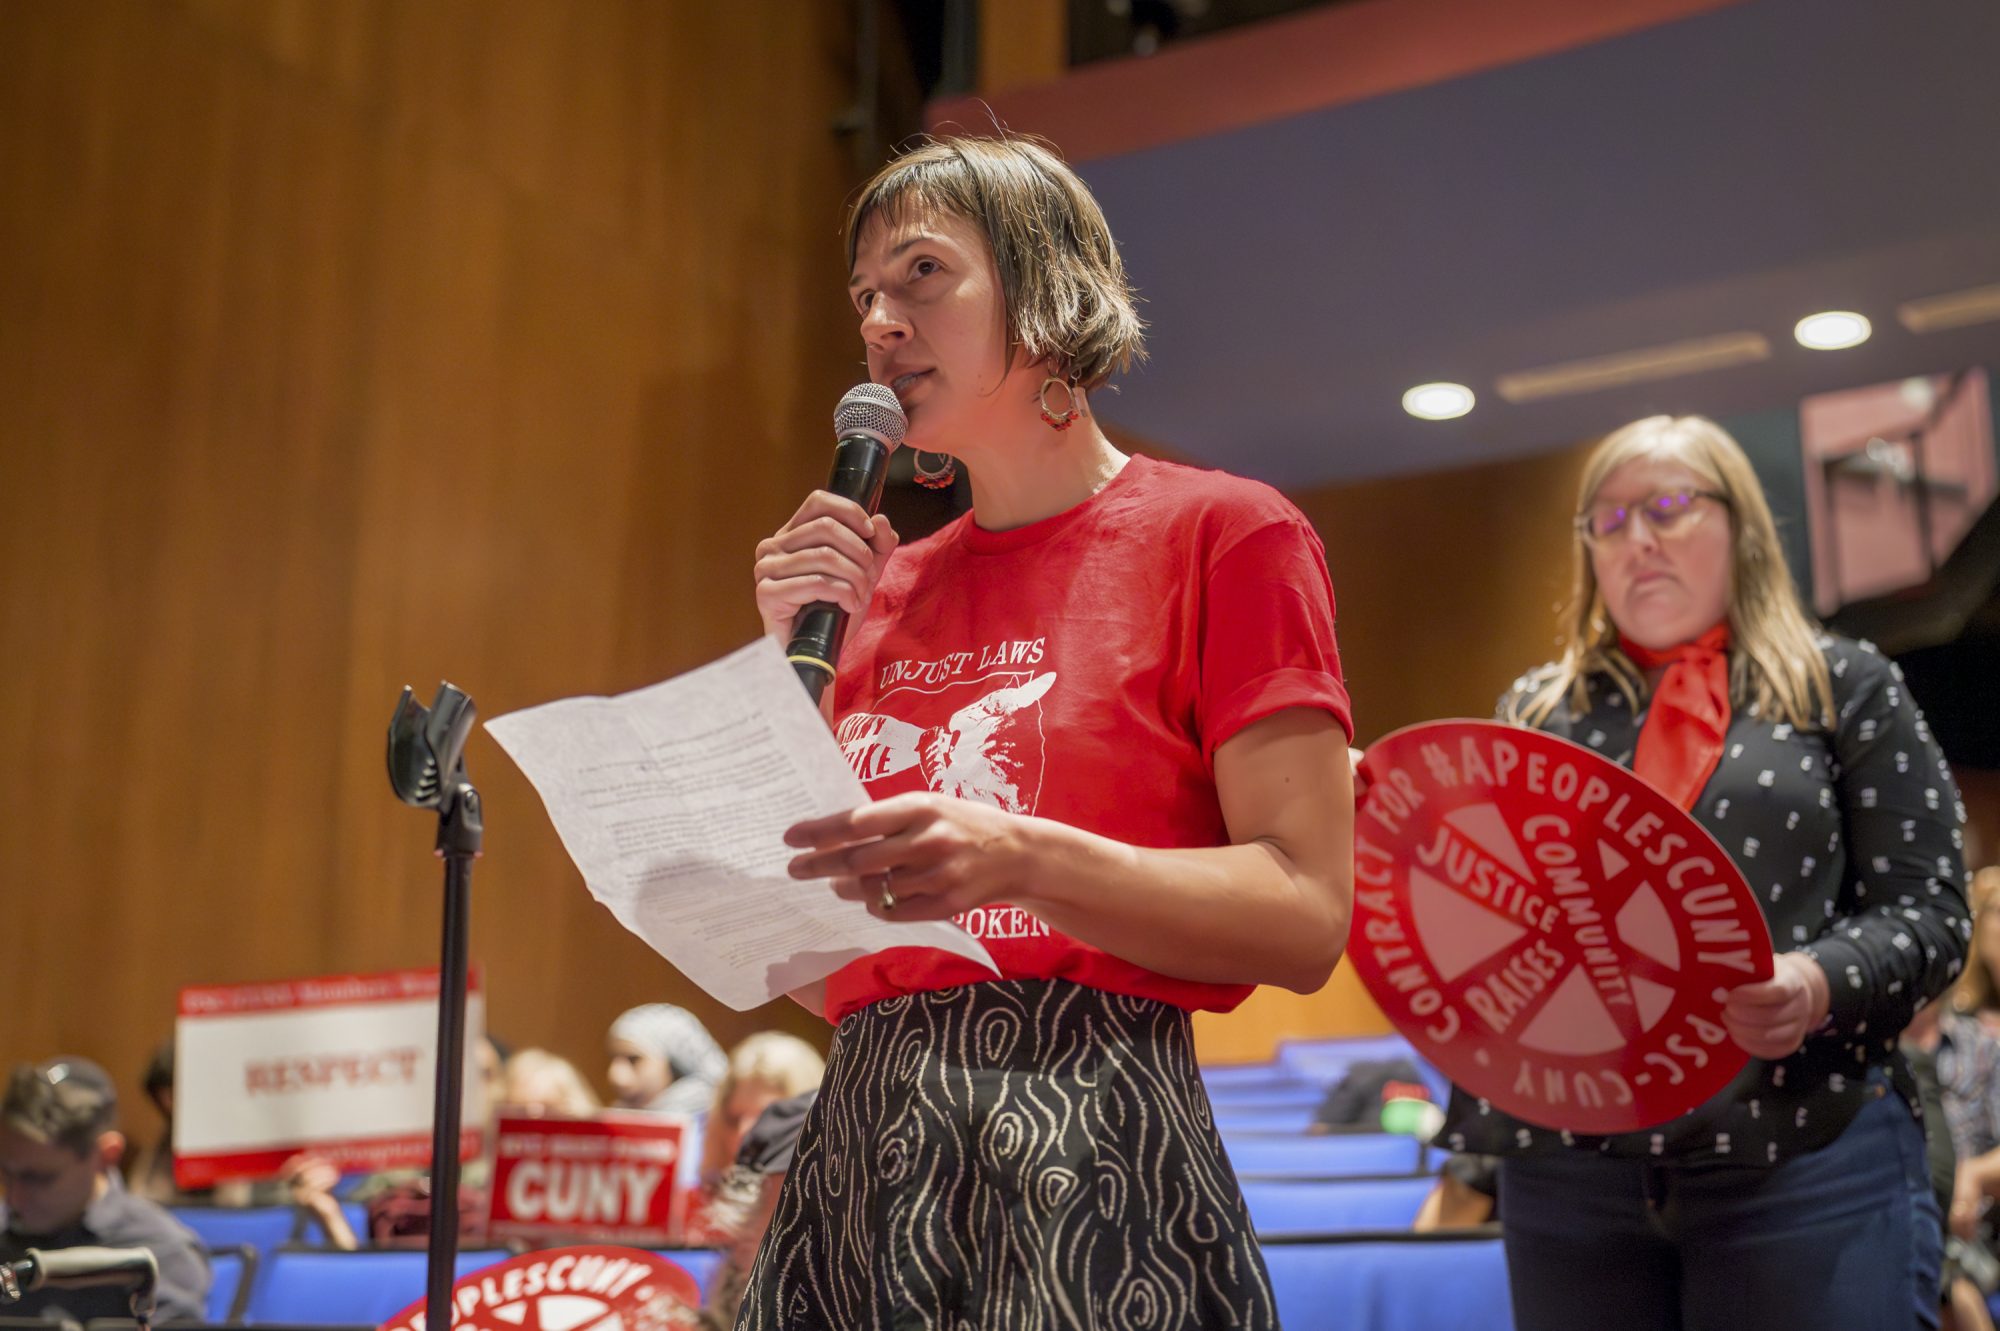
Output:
[1272, 1036, 1456, 1113]
[652, 1247, 725, 1294]
[244, 1246, 514, 1324]
[1260, 1232, 1511, 1331]
[1272, 1035, 1419, 1081]
[1205, 1085, 1327, 1111]
[1273, 1037, 1421, 1092]
[1201, 1063, 1311, 1096]
[1223, 1133, 1425, 1177]
[203, 1244, 256, 1322]
[173, 1200, 369, 1260]
[1240, 1176, 1435, 1235]
[1213, 1105, 1320, 1134]
[303, 1202, 370, 1248]
[172, 1205, 300, 1256]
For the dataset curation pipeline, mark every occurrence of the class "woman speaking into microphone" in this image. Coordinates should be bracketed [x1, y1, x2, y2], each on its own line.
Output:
[744, 135, 1354, 1329]
[1439, 415, 1970, 1330]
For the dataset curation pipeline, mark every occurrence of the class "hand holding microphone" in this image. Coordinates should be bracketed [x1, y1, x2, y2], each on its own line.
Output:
[754, 384, 908, 703]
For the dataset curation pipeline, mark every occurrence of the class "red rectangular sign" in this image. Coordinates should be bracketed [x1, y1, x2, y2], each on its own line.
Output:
[487, 1113, 689, 1246]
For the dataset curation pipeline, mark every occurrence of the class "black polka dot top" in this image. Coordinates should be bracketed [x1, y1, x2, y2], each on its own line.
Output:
[1436, 635, 1972, 1167]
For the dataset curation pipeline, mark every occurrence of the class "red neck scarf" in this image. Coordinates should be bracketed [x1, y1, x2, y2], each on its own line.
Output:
[1620, 624, 1732, 812]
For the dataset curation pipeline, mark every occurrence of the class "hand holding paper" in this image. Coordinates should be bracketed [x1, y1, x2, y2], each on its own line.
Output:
[484, 638, 998, 1011]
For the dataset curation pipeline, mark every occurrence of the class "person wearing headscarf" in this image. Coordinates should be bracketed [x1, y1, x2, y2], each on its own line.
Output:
[606, 1003, 727, 1117]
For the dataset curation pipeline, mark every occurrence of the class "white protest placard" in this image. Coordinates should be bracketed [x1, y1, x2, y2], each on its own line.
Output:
[173, 967, 486, 1187]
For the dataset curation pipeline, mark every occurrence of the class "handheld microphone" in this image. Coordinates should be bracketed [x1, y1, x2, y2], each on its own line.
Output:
[1, 1246, 158, 1316]
[787, 383, 908, 702]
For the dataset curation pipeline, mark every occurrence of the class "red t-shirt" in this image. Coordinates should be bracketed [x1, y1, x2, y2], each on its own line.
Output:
[822, 455, 1351, 1022]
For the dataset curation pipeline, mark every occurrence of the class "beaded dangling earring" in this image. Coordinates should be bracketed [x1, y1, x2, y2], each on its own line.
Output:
[911, 451, 956, 489]
[1039, 375, 1081, 431]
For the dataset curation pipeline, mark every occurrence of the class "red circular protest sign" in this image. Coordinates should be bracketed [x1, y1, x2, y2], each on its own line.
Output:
[1351, 720, 1773, 1134]
[378, 1246, 702, 1331]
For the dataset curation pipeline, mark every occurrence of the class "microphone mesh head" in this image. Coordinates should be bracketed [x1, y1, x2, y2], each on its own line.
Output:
[834, 382, 907, 449]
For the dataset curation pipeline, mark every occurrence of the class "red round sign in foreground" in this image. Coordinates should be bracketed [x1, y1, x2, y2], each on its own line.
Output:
[378, 1246, 702, 1331]
[1351, 721, 1774, 1134]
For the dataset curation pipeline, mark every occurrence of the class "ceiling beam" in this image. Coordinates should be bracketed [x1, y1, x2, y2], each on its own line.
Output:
[932, 0, 1746, 162]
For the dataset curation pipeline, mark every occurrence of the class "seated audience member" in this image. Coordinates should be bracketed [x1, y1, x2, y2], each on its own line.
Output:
[1306, 1056, 1429, 1134]
[1903, 995, 2000, 1331]
[1954, 868, 2000, 1036]
[698, 1089, 818, 1331]
[607, 1004, 726, 1118]
[124, 1040, 281, 1208]
[684, 1035, 825, 1245]
[1412, 1153, 1499, 1232]
[0, 1057, 210, 1321]
[498, 1047, 602, 1118]
[476, 1033, 511, 1123]
[289, 1035, 516, 1251]
[697, 1034, 825, 1188]
[1308, 1057, 1440, 1143]
[121, 1041, 184, 1206]
[1939, 1015, 2000, 1235]
[281, 1152, 363, 1251]
[1930, 870, 2000, 1236]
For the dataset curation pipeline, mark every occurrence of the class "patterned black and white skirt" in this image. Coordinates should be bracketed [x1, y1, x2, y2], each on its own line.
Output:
[734, 978, 1277, 1330]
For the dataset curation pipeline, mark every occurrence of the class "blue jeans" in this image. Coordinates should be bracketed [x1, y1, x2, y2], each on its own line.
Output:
[1498, 1084, 1942, 1331]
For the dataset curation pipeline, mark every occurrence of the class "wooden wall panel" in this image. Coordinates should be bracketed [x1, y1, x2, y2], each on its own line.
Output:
[0, 0, 1604, 1093]
[979, 0, 1066, 96]
[1301, 442, 1593, 744]
[0, 0, 864, 1118]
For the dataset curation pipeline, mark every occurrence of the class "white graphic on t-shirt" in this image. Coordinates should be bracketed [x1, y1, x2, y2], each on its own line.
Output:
[837, 671, 1056, 814]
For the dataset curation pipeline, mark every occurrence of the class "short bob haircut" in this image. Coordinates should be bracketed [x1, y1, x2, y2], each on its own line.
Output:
[844, 134, 1146, 390]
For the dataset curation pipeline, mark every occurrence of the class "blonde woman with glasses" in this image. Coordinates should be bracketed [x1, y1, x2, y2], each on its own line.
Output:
[1434, 415, 1972, 1331]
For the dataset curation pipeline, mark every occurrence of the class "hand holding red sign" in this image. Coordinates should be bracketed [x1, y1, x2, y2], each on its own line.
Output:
[1720, 951, 1831, 1058]
[1349, 721, 1774, 1135]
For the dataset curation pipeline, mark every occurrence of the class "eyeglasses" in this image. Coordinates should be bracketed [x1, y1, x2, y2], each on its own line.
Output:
[1575, 488, 1729, 546]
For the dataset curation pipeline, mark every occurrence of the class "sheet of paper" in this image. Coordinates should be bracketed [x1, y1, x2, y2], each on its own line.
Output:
[484, 637, 998, 1010]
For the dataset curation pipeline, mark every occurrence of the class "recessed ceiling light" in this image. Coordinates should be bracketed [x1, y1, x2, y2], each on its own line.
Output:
[1402, 382, 1474, 420]
[1794, 311, 1871, 350]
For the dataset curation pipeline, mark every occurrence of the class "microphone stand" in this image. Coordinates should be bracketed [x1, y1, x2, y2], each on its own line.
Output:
[0, 1247, 159, 1326]
[387, 683, 483, 1329]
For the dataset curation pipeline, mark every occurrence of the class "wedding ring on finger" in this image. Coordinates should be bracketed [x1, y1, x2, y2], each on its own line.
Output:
[878, 869, 897, 913]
